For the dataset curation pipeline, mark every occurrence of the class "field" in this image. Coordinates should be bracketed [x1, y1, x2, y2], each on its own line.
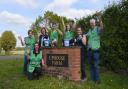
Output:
[0, 59, 128, 89]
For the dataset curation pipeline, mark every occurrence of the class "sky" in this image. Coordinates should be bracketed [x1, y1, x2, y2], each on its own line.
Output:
[0, 0, 119, 47]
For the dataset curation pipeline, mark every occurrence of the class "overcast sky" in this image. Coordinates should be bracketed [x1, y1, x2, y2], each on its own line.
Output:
[0, 0, 119, 47]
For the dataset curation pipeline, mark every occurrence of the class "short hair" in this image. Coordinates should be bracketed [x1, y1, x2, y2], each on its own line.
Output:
[90, 19, 96, 23]
[28, 30, 32, 34]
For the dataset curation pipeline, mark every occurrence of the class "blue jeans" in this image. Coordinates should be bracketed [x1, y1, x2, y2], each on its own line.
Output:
[23, 55, 28, 75]
[88, 49, 100, 81]
[81, 47, 86, 79]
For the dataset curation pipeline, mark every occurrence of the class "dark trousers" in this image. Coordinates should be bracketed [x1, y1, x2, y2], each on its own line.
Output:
[81, 47, 86, 79]
[88, 49, 100, 81]
[28, 67, 42, 80]
[23, 55, 28, 75]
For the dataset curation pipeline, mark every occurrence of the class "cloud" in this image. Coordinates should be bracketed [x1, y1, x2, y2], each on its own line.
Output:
[46, 0, 78, 9]
[45, 0, 95, 19]
[88, 0, 100, 3]
[56, 8, 95, 19]
[1, 0, 40, 8]
[0, 11, 32, 27]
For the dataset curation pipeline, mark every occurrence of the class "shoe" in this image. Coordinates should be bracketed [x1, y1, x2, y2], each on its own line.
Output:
[81, 78, 87, 82]
[95, 80, 101, 84]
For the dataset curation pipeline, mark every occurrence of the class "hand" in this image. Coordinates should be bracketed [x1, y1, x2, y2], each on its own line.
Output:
[38, 32, 41, 37]
[96, 11, 102, 21]
[42, 59, 48, 68]
[96, 11, 102, 17]
[27, 55, 30, 60]
[79, 35, 82, 39]
[82, 35, 86, 45]
[18, 36, 22, 40]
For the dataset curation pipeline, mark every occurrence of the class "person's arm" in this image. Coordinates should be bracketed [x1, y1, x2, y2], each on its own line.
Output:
[82, 35, 87, 45]
[39, 35, 42, 48]
[96, 11, 103, 30]
[18, 36, 24, 46]
[61, 17, 65, 33]
[56, 29, 63, 36]
[100, 20, 103, 30]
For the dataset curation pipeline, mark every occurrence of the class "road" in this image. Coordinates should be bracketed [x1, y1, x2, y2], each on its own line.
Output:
[0, 55, 23, 60]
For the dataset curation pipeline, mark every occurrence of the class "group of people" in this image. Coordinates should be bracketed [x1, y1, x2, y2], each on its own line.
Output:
[18, 13, 103, 83]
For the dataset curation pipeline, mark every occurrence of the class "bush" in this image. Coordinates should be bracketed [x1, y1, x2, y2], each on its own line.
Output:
[76, 0, 128, 74]
[101, 0, 128, 73]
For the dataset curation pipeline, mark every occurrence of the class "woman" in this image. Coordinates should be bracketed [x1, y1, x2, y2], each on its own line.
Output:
[63, 24, 74, 46]
[75, 27, 87, 81]
[28, 42, 43, 80]
[39, 27, 50, 47]
[61, 18, 74, 46]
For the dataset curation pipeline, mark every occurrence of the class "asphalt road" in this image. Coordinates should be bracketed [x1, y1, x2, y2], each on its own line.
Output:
[0, 55, 23, 60]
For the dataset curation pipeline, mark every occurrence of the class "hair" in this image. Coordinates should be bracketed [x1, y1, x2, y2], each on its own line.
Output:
[76, 26, 84, 32]
[65, 24, 71, 31]
[90, 19, 96, 23]
[28, 30, 32, 34]
[41, 27, 47, 34]
[33, 42, 40, 56]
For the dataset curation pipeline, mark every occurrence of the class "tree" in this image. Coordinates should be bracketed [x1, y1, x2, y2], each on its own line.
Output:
[0, 37, 2, 53]
[76, 0, 128, 74]
[31, 11, 74, 47]
[101, 0, 128, 73]
[1, 31, 16, 54]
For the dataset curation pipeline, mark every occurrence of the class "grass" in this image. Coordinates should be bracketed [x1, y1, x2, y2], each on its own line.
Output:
[0, 59, 128, 89]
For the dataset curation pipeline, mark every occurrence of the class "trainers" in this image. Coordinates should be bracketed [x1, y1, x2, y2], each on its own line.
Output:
[81, 78, 87, 82]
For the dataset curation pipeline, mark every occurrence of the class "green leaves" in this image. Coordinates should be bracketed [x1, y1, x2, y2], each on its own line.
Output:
[0, 37, 1, 53]
[76, 0, 128, 74]
[101, 0, 128, 73]
[1, 31, 16, 54]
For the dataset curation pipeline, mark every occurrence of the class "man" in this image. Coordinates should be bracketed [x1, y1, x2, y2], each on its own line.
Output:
[50, 23, 62, 47]
[18, 30, 35, 75]
[85, 13, 103, 83]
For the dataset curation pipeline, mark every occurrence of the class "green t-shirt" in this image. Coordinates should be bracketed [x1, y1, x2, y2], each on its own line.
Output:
[86, 27, 101, 50]
[28, 51, 42, 73]
[64, 31, 74, 40]
[50, 30, 59, 41]
[24, 35, 35, 55]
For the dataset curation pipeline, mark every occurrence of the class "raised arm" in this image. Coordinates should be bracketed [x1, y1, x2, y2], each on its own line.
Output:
[96, 11, 103, 30]
[61, 17, 65, 32]
[56, 29, 63, 36]
[18, 36, 24, 46]
[100, 20, 103, 30]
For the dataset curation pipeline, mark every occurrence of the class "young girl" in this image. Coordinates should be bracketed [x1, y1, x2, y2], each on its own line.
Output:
[75, 27, 87, 81]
